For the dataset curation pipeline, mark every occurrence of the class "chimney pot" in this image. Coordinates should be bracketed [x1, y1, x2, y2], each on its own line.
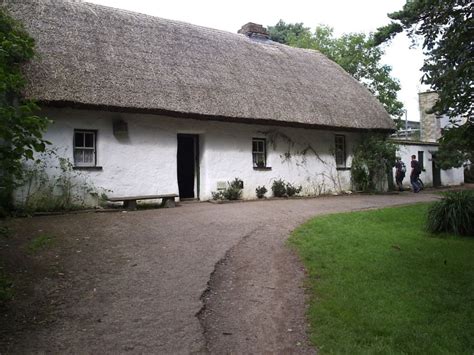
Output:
[238, 22, 270, 40]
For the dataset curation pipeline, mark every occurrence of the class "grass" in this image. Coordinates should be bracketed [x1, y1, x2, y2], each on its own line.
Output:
[27, 234, 55, 253]
[289, 203, 474, 354]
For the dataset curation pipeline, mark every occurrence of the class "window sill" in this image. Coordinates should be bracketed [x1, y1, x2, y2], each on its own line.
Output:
[73, 166, 103, 171]
[336, 166, 351, 171]
[253, 167, 272, 171]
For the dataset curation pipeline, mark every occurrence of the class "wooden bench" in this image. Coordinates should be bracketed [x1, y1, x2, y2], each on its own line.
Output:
[107, 194, 179, 210]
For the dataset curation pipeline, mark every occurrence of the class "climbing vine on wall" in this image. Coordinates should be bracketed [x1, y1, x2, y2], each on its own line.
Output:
[259, 129, 345, 193]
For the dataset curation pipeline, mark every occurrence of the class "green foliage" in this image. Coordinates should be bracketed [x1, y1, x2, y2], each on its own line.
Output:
[374, 0, 472, 120]
[351, 133, 396, 191]
[211, 178, 243, 201]
[255, 185, 267, 199]
[268, 21, 404, 118]
[435, 121, 474, 169]
[427, 191, 474, 236]
[0, 7, 50, 212]
[17, 149, 101, 212]
[271, 178, 302, 197]
[267, 20, 308, 45]
[285, 182, 302, 197]
[289, 203, 474, 353]
[27, 234, 55, 253]
[271, 179, 286, 197]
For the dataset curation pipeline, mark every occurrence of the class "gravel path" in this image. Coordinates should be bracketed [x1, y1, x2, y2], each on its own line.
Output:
[1, 192, 438, 353]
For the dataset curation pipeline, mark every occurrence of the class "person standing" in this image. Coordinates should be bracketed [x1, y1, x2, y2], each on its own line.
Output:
[395, 157, 406, 191]
[410, 155, 422, 193]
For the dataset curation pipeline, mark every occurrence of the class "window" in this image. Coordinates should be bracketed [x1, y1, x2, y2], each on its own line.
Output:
[418, 151, 424, 170]
[252, 138, 266, 168]
[74, 130, 96, 166]
[335, 135, 346, 167]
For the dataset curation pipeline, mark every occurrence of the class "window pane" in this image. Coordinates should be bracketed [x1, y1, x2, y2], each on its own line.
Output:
[83, 150, 94, 163]
[74, 149, 84, 163]
[84, 133, 94, 148]
[75, 132, 84, 147]
[253, 153, 265, 166]
[335, 135, 345, 166]
[253, 141, 258, 151]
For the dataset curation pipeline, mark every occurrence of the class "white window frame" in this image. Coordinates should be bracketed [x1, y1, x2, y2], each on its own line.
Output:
[335, 135, 346, 168]
[252, 138, 267, 168]
[74, 130, 96, 167]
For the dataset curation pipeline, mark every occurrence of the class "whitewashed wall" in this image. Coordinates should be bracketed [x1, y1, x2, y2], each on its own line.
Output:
[394, 142, 464, 188]
[18, 107, 360, 203]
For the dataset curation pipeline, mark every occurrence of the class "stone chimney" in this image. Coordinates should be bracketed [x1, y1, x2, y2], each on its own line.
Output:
[238, 22, 270, 40]
[418, 91, 441, 142]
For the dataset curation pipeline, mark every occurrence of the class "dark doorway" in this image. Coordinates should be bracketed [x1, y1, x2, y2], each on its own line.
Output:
[432, 153, 441, 187]
[177, 134, 199, 199]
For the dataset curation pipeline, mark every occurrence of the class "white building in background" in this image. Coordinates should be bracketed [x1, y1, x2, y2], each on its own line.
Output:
[392, 91, 464, 188]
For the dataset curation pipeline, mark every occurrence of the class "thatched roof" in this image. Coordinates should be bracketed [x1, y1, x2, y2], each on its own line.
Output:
[4, 0, 396, 131]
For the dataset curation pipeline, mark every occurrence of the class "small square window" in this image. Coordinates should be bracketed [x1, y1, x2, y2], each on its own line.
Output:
[74, 130, 96, 167]
[252, 138, 267, 168]
[335, 135, 346, 167]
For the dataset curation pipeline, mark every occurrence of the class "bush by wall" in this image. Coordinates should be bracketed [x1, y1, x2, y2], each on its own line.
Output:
[427, 190, 474, 236]
[271, 179, 302, 197]
[256, 185, 267, 198]
[211, 178, 243, 201]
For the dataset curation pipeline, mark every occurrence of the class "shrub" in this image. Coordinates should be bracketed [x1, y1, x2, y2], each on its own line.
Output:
[351, 134, 396, 192]
[286, 182, 302, 197]
[211, 178, 243, 201]
[256, 185, 267, 198]
[272, 179, 287, 197]
[271, 179, 302, 197]
[211, 191, 224, 200]
[427, 191, 474, 236]
[223, 178, 243, 200]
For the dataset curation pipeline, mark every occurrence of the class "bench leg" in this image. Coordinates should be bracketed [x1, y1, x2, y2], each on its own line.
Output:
[123, 200, 137, 210]
[161, 197, 176, 208]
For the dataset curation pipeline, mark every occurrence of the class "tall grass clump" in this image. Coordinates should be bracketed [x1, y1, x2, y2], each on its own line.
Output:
[427, 191, 474, 236]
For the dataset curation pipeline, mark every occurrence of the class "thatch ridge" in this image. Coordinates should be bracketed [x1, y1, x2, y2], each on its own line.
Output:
[4, 0, 396, 131]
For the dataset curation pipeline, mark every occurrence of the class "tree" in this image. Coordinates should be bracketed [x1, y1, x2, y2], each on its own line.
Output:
[268, 20, 404, 119]
[374, 0, 472, 119]
[435, 121, 473, 169]
[374, 0, 473, 169]
[350, 133, 397, 192]
[0, 7, 50, 212]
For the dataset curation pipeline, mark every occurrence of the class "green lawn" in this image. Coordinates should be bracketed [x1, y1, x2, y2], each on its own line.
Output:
[289, 203, 474, 354]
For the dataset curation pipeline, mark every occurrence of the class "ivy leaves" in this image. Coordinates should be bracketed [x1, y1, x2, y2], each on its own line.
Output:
[0, 7, 50, 211]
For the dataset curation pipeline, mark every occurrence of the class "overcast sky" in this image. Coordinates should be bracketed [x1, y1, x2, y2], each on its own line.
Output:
[87, 0, 428, 121]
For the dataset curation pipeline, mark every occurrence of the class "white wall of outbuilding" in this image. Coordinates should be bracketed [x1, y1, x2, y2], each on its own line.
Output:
[394, 142, 464, 188]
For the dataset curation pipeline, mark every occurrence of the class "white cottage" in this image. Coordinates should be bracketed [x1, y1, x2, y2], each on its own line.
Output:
[7, 0, 397, 203]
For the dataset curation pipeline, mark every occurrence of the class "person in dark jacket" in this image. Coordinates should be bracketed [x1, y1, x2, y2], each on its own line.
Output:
[395, 157, 406, 191]
[410, 155, 422, 193]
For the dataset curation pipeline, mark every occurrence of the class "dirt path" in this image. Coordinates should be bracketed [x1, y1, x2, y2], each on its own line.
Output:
[0, 193, 438, 353]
